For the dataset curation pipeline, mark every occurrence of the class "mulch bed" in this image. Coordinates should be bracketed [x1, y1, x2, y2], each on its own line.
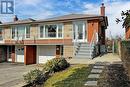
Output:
[98, 64, 130, 87]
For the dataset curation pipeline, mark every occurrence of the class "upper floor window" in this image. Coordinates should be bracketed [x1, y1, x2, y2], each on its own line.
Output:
[0, 28, 3, 40]
[45, 25, 57, 38]
[12, 27, 15, 39]
[40, 26, 44, 38]
[58, 24, 63, 38]
[39, 24, 63, 38]
[26, 26, 30, 38]
[12, 25, 30, 40]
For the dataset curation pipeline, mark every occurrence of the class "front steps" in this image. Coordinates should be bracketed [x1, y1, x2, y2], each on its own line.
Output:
[74, 43, 95, 59]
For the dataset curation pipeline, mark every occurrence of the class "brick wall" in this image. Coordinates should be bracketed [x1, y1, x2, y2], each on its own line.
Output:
[63, 45, 74, 58]
[125, 27, 130, 39]
[64, 22, 73, 39]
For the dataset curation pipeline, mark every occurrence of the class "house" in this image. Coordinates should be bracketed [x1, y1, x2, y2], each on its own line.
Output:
[125, 26, 130, 39]
[0, 3, 108, 65]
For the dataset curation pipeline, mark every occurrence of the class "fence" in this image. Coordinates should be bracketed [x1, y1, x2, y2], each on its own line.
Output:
[119, 40, 130, 77]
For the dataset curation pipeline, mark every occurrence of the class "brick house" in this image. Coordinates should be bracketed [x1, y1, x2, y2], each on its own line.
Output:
[125, 26, 130, 39]
[0, 4, 108, 65]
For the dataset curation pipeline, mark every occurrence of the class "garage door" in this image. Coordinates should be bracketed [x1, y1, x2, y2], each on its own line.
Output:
[15, 46, 24, 63]
[37, 45, 56, 64]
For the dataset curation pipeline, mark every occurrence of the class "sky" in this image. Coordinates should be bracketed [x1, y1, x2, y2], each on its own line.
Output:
[0, 0, 130, 38]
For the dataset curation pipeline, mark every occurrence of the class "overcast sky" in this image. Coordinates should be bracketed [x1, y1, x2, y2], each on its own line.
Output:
[0, 0, 130, 38]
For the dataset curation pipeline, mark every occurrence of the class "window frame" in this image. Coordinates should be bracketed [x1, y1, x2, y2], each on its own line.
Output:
[39, 24, 63, 39]
[11, 25, 30, 40]
[25, 26, 31, 39]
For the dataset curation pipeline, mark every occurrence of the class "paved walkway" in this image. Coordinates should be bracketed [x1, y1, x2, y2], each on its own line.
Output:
[67, 53, 121, 64]
[84, 62, 107, 86]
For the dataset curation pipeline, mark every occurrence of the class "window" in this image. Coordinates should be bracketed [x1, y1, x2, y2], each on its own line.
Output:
[0, 29, 3, 40]
[45, 25, 57, 38]
[17, 26, 25, 39]
[12, 27, 15, 39]
[12, 25, 30, 40]
[40, 26, 44, 38]
[58, 24, 63, 38]
[39, 24, 63, 38]
[26, 26, 30, 38]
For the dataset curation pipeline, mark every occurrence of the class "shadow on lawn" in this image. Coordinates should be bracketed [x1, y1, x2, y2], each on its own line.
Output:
[98, 62, 130, 87]
[52, 64, 93, 87]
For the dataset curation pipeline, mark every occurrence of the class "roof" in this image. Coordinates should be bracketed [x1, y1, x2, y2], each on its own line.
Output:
[37, 14, 101, 22]
[0, 14, 106, 26]
[1, 18, 35, 25]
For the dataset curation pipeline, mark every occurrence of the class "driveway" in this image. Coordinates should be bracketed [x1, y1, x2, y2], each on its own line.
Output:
[0, 63, 42, 87]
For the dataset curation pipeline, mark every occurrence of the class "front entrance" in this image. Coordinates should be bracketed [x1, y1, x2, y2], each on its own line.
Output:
[7, 46, 15, 62]
[15, 46, 24, 63]
[7, 46, 12, 62]
[73, 21, 86, 42]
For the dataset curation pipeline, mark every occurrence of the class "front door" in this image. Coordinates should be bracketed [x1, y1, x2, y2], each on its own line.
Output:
[73, 21, 86, 42]
[7, 46, 12, 62]
[15, 46, 24, 63]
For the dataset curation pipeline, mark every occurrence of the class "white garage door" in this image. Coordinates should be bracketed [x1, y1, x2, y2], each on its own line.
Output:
[15, 46, 24, 63]
[37, 45, 56, 64]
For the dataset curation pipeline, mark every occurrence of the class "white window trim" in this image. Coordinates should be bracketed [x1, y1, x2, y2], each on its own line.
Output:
[11, 25, 31, 40]
[72, 21, 87, 42]
[25, 26, 31, 39]
[38, 24, 64, 39]
[11, 26, 17, 40]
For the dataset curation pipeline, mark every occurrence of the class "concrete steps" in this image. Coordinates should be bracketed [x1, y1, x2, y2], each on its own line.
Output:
[74, 43, 95, 59]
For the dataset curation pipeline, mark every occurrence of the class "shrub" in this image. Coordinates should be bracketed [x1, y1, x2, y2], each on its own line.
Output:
[43, 58, 70, 73]
[23, 58, 70, 86]
[23, 69, 49, 85]
[58, 58, 70, 70]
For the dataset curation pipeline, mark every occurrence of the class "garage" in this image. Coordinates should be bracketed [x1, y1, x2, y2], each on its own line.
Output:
[15, 46, 24, 63]
[37, 45, 56, 64]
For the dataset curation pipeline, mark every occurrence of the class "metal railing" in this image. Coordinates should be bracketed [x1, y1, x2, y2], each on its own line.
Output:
[73, 33, 80, 56]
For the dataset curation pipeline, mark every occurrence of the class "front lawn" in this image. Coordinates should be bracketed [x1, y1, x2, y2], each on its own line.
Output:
[43, 64, 92, 87]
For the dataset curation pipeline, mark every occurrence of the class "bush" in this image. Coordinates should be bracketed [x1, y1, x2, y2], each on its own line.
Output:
[23, 58, 70, 86]
[43, 58, 70, 73]
[23, 69, 49, 85]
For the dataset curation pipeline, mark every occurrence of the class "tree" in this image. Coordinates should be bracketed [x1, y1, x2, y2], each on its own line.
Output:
[116, 10, 130, 28]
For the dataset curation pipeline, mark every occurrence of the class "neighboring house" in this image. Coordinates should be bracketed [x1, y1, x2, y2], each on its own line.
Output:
[125, 26, 130, 39]
[0, 4, 108, 65]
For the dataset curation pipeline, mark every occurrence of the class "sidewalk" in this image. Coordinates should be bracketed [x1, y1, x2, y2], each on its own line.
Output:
[67, 53, 122, 64]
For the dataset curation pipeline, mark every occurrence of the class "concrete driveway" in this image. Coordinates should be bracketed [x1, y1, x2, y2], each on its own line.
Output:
[0, 62, 41, 87]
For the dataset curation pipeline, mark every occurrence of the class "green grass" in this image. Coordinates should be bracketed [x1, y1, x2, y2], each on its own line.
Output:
[43, 64, 92, 87]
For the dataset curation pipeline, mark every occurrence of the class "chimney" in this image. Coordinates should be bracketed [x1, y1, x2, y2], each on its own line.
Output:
[100, 3, 105, 16]
[14, 15, 18, 21]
